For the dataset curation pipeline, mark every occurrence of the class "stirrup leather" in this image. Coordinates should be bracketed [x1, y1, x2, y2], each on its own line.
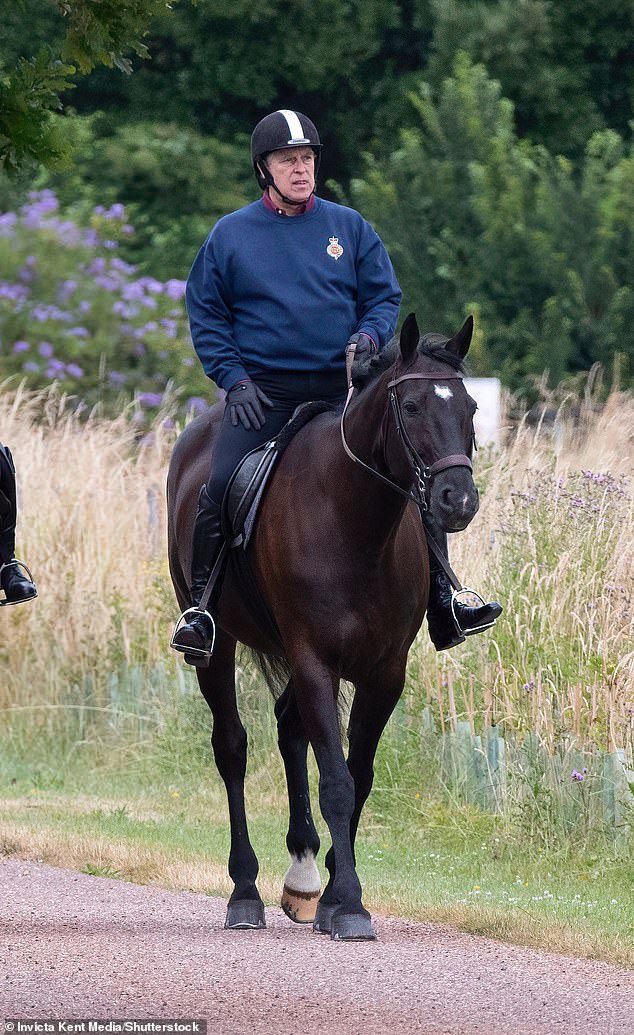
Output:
[0, 559, 38, 606]
[170, 606, 216, 659]
[451, 587, 497, 636]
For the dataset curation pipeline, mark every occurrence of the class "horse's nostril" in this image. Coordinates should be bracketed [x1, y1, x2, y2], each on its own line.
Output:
[437, 483, 479, 518]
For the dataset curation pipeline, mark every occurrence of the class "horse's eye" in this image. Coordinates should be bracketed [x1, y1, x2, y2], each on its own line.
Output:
[403, 402, 418, 415]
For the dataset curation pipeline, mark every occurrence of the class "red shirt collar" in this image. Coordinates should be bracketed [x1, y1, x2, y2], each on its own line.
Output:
[262, 191, 315, 216]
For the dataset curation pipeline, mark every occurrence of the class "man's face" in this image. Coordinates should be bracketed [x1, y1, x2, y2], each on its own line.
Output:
[264, 146, 316, 204]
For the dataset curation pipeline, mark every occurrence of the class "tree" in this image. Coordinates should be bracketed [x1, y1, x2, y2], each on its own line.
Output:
[0, 0, 174, 173]
[349, 54, 634, 390]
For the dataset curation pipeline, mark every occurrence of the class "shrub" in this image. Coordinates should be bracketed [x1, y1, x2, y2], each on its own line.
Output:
[0, 189, 212, 422]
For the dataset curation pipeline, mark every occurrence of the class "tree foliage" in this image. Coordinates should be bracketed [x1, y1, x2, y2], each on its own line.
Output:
[1, 0, 634, 390]
[349, 55, 634, 389]
[0, 0, 173, 173]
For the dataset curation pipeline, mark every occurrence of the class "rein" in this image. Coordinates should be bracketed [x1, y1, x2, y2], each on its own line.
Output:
[340, 352, 473, 513]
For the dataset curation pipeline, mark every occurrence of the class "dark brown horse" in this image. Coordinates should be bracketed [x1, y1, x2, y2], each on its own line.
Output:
[167, 313, 480, 940]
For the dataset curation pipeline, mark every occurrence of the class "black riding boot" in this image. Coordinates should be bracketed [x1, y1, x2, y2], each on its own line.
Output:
[171, 486, 225, 666]
[0, 444, 37, 606]
[422, 514, 502, 651]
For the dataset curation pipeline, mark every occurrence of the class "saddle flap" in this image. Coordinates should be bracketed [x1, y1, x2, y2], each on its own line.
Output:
[222, 399, 336, 550]
[222, 442, 278, 547]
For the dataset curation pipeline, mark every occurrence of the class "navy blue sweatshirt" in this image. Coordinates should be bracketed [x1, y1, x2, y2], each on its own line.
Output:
[185, 195, 402, 391]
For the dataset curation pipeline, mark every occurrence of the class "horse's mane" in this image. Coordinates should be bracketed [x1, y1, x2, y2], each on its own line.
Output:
[352, 332, 467, 390]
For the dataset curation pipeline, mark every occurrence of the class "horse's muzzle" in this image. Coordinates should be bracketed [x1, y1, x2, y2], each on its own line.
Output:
[430, 476, 479, 532]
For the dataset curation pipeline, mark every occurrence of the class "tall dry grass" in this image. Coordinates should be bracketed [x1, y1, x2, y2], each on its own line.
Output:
[0, 384, 178, 751]
[1, 380, 632, 770]
[408, 387, 634, 759]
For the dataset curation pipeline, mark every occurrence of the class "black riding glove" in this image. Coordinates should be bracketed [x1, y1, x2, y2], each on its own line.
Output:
[226, 380, 273, 430]
[347, 332, 378, 360]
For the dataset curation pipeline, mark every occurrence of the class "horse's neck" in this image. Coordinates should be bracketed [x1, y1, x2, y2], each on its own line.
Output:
[332, 373, 411, 550]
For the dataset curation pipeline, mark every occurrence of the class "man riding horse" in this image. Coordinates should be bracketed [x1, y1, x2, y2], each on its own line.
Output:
[0, 443, 37, 605]
[171, 109, 501, 663]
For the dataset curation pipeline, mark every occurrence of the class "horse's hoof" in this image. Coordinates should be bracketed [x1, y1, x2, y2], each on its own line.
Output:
[331, 912, 376, 941]
[281, 884, 320, 924]
[312, 900, 337, 934]
[224, 899, 266, 930]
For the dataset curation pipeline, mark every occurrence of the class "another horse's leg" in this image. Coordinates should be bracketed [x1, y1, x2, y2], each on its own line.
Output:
[292, 654, 374, 940]
[197, 628, 265, 930]
[316, 667, 404, 936]
[275, 680, 321, 923]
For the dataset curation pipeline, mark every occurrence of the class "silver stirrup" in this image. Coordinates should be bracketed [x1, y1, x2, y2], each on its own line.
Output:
[0, 559, 38, 606]
[170, 606, 216, 660]
[451, 587, 497, 635]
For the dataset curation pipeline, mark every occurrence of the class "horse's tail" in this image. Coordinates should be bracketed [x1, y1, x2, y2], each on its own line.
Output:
[241, 646, 291, 701]
[240, 645, 352, 745]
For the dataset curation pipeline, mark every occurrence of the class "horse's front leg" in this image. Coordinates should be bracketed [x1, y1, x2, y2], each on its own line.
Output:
[275, 680, 321, 924]
[197, 629, 265, 930]
[292, 653, 374, 941]
[319, 664, 406, 934]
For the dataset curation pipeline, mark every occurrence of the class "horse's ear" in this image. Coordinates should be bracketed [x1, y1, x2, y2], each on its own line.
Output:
[400, 313, 420, 363]
[445, 315, 473, 360]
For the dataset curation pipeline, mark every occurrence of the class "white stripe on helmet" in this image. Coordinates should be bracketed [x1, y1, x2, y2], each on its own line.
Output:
[277, 109, 310, 145]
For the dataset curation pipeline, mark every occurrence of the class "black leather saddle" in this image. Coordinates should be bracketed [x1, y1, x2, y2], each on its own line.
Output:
[221, 399, 335, 549]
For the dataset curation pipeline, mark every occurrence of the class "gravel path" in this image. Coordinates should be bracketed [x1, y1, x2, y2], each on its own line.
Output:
[0, 859, 632, 1034]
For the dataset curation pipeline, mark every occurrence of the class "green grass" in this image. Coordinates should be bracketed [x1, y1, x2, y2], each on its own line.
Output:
[1, 753, 632, 968]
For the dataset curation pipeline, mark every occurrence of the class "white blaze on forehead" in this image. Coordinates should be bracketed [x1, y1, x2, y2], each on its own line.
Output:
[283, 851, 321, 894]
[434, 384, 454, 400]
[277, 109, 310, 144]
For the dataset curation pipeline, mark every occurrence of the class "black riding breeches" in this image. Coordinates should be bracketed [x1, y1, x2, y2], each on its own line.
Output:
[206, 370, 347, 505]
[0, 443, 16, 528]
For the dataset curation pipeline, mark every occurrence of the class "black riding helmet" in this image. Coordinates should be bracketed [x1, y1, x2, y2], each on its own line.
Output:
[251, 109, 322, 205]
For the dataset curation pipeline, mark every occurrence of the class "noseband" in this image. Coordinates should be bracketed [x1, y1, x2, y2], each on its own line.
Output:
[340, 368, 474, 512]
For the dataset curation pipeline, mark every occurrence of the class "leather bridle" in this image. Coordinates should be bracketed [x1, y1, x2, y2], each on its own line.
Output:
[340, 363, 474, 513]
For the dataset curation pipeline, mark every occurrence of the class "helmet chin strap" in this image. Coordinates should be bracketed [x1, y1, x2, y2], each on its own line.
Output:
[258, 162, 314, 208]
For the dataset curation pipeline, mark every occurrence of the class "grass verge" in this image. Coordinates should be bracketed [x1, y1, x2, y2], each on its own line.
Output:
[0, 769, 632, 969]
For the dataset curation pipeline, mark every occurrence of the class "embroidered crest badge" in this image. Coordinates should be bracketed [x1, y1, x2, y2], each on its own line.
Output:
[326, 236, 344, 260]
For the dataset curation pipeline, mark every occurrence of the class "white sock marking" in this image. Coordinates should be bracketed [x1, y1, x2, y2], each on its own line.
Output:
[284, 851, 321, 894]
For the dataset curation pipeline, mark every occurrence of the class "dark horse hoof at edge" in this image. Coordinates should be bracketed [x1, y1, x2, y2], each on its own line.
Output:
[313, 901, 376, 940]
[224, 899, 266, 930]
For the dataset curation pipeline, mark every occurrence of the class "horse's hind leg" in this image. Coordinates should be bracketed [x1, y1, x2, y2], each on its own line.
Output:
[275, 680, 321, 924]
[196, 628, 265, 930]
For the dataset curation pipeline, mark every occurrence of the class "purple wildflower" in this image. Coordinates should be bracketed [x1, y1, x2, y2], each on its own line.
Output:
[138, 391, 164, 408]
[38, 341, 54, 358]
[160, 318, 178, 337]
[23, 361, 40, 373]
[66, 363, 84, 378]
[46, 360, 67, 379]
[112, 301, 139, 318]
[108, 371, 127, 386]
[164, 279, 186, 300]
[58, 279, 78, 302]
[186, 397, 208, 414]
[12, 340, 30, 353]
[0, 212, 17, 236]
[571, 770, 585, 782]
[110, 257, 137, 275]
[0, 282, 29, 304]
